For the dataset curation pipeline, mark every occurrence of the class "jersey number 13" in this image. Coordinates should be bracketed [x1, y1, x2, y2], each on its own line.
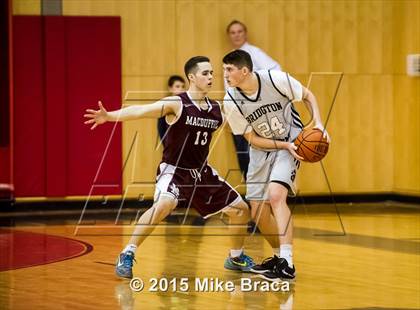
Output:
[194, 131, 208, 145]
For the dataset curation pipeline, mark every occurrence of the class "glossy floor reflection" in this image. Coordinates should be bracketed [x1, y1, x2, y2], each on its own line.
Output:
[0, 202, 419, 309]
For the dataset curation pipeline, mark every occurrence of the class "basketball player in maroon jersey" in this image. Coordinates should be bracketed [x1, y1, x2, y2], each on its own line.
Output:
[84, 56, 255, 279]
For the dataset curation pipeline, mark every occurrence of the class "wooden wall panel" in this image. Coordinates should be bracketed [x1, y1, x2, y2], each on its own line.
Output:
[392, 0, 420, 194]
[393, 77, 420, 194]
[283, 1, 309, 74]
[308, 1, 334, 73]
[392, 0, 420, 74]
[331, 1, 358, 74]
[12, 0, 40, 15]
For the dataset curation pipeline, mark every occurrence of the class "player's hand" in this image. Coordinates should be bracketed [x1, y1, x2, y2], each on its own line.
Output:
[286, 142, 304, 161]
[313, 123, 331, 143]
[84, 101, 108, 130]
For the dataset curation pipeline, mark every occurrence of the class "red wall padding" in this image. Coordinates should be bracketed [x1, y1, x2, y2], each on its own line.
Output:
[0, 0, 12, 186]
[45, 17, 67, 196]
[13, 16, 122, 197]
[13, 16, 46, 197]
[66, 17, 122, 195]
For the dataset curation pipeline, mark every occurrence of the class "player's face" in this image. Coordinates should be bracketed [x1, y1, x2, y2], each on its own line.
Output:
[228, 23, 247, 48]
[190, 62, 214, 91]
[223, 64, 246, 87]
[169, 80, 185, 95]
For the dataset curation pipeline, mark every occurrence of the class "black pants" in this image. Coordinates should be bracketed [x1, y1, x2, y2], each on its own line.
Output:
[232, 134, 250, 180]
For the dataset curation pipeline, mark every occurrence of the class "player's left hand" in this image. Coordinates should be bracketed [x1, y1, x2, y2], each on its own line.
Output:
[313, 123, 331, 143]
[84, 101, 109, 130]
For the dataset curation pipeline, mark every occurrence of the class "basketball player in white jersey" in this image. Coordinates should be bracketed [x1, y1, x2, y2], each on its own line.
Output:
[222, 50, 330, 281]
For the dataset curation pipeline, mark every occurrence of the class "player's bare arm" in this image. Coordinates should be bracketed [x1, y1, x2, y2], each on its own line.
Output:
[302, 87, 330, 142]
[83, 96, 182, 130]
[243, 130, 303, 161]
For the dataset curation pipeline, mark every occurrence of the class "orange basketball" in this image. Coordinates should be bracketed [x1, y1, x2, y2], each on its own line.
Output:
[294, 128, 329, 162]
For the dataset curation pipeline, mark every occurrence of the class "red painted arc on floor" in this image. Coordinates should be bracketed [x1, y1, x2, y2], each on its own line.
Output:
[0, 229, 93, 271]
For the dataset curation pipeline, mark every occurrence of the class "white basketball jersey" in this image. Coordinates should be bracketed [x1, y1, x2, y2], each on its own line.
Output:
[224, 70, 304, 142]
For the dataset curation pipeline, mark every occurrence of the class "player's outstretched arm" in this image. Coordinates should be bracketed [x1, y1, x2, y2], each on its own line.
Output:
[243, 131, 303, 161]
[302, 87, 330, 142]
[84, 97, 181, 130]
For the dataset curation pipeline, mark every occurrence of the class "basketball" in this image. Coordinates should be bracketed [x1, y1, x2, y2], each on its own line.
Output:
[294, 128, 329, 162]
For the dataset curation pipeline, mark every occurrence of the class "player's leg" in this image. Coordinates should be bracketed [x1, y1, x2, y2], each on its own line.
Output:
[222, 199, 250, 251]
[259, 181, 296, 281]
[221, 199, 255, 272]
[248, 200, 282, 273]
[116, 196, 177, 279]
[246, 148, 283, 272]
[116, 163, 180, 279]
[249, 200, 279, 249]
[196, 165, 254, 272]
[260, 151, 298, 281]
[127, 196, 178, 247]
[268, 182, 293, 257]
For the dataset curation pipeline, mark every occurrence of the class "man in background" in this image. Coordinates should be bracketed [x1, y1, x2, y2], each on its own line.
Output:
[227, 20, 282, 72]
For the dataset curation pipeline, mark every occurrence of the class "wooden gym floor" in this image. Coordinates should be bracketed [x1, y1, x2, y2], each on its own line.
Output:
[0, 202, 419, 309]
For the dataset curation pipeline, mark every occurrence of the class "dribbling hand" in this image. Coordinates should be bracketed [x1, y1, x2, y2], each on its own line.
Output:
[84, 101, 108, 130]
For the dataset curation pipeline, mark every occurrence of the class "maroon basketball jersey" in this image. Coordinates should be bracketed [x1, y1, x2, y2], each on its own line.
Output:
[162, 92, 223, 169]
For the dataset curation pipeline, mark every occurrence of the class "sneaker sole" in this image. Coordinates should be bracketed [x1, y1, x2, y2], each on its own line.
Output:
[224, 263, 252, 272]
[258, 273, 296, 283]
[115, 270, 133, 279]
[249, 268, 271, 274]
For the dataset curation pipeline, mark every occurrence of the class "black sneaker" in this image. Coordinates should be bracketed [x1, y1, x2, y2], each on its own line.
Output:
[250, 255, 280, 274]
[260, 258, 296, 281]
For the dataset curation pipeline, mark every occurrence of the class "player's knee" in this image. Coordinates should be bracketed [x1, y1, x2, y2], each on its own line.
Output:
[268, 185, 288, 206]
[225, 201, 250, 220]
[154, 198, 177, 215]
[269, 195, 287, 209]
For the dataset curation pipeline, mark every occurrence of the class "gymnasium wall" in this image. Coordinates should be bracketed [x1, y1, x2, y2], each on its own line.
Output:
[13, 0, 420, 198]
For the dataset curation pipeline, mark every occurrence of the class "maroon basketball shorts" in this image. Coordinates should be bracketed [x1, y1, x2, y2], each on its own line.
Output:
[154, 162, 242, 218]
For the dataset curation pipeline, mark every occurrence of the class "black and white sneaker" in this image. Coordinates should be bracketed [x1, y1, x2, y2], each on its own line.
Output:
[260, 258, 296, 281]
[250, 255, 280, 274]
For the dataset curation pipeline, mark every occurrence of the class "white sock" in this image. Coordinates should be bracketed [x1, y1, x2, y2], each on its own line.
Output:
[280, 244, 293, 267]
[273, 248, 280, 257]
[123, 244, 137, 254]
[230, 248, 243, 258]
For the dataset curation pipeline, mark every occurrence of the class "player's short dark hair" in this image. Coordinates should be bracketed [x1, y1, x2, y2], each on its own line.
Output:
[222, 50, 253, 72]
[184, 56, 210, 80]
[167, 75, 185, 87]
[226, 20, 247, 33]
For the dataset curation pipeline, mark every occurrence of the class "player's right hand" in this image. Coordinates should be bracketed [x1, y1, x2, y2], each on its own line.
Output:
[286, 142, 304, 161]
[84, 101, 108, 130]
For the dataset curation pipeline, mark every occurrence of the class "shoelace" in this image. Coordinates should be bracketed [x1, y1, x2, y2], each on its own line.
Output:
[261, 256, 277, 267]
[241, 254, 255, 265]
[189, 169, 202, 182]
[123, 253, 136, 268]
